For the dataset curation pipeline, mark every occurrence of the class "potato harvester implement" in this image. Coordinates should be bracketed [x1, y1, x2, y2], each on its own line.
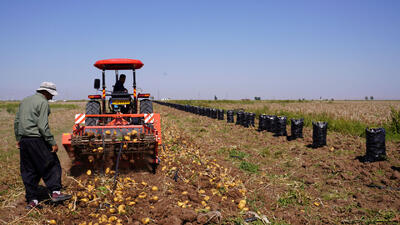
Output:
[62, 59, 161, 173]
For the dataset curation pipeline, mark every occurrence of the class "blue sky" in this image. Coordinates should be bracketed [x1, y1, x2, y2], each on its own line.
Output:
[0, 0, 399, 100]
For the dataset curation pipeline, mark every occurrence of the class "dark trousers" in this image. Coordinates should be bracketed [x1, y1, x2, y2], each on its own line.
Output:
[19, 137, 62, 202]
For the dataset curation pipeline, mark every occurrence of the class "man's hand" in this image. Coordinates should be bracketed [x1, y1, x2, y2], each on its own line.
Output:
[16, 142, 20, 149]
[51, 144, 59, 153]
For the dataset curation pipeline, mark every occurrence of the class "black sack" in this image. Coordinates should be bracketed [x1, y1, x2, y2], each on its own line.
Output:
[217, 109, 224, 120]
[236, 111, 244, 125]
[242, 112, 253, 128]
[290, 118, 304, 139]
[258, 114, 267, 131]
[364, 128, 386, 162]
[312, 121, 328, 148]
[266, 115, 277, 132]
[194, 106, 200, 115]
[242, 112, 250, 127]
[211, 108, 218, 119]
[227, 110, 234, 123]
[199, 107, 204, 116]
[206, 108, 211, 117]
[274, 116, 287, 136]
[249, 113, 255, 127]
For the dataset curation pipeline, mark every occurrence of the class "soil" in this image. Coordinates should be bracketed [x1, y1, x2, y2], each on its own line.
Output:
[1, 103, 399, 224]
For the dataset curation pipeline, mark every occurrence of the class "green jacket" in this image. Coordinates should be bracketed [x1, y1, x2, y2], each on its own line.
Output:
[14, 93, 56, 146]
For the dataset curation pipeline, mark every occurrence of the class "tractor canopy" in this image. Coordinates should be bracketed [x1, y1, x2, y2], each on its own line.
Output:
[94, 58, 144, 70]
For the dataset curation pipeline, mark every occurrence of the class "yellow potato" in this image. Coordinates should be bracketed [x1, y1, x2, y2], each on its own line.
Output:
[118, 205, 126, 214]
[151, 186, 158, 191]
[128, 201, 136, 206]
[108, 216, 117, 222]
[138, 192, 147, 199]
[142, 218, 150, 224]
[238, 199, 246, 209]
[87, 185, 94, 192]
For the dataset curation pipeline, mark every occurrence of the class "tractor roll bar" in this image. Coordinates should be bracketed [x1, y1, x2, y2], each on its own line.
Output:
[100, 68, 138, 114]
[94, 58, 143, 114]
[133, 69, 137, 114]
[102, 70, 106, 113]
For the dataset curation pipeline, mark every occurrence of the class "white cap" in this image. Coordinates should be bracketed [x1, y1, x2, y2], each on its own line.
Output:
[37, 82, 58, 96]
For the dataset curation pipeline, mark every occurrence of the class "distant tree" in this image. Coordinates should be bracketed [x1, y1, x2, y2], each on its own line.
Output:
[370, 96, 374, 100]
[254, 97, 261, 100]
[214, 95, 218, 100]
[365, 96, 369, 100]
[331, 98, 334, 101]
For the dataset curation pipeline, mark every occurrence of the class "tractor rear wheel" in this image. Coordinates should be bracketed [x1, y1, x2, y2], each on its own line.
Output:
[86, 100, 101, 126]
[140, 99, 153, 114]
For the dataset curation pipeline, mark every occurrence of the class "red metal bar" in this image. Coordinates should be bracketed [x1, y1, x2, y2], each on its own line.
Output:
[84, 114, 149, 118]
[85, 125, 144, 129]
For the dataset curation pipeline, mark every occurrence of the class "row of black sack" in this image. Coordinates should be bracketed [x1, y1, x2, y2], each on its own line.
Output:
[153, 101, 387, 163]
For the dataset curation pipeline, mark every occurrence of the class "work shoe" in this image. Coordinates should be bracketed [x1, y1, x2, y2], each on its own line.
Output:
[25, 201, 42, 210]
[50, 192, 72, 203]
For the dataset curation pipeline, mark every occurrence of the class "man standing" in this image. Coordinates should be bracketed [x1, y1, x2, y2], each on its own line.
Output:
[14, 82, 71, 209]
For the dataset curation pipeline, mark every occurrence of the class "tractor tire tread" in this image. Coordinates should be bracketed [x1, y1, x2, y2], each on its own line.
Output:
[140, 99, 153, 114]
[86, 101, 101, 126]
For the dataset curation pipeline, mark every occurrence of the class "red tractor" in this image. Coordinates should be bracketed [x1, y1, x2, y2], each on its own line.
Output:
[62, 59, 161, 174]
